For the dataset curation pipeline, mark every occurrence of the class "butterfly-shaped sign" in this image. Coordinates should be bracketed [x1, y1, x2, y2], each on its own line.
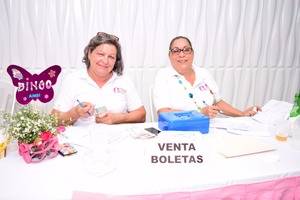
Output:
[7, 65, 61, 105]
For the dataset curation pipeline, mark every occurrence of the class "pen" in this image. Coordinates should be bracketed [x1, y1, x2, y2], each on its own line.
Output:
[203, 100, 224, 114]
[76, 99, 91, 116]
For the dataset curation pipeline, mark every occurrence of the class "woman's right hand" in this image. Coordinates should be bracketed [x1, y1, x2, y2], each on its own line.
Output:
[74, 102, 94, 118]
[201, 105, 220, 118]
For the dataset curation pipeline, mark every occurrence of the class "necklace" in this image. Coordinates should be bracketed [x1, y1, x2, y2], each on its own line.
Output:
[174, 75, 205, 111]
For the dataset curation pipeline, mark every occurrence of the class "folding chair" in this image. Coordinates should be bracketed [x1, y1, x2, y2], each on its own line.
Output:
[0, 80, 16, 115]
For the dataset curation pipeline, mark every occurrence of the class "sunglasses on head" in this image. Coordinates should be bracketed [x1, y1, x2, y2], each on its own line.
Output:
[97, 32, 119, 41]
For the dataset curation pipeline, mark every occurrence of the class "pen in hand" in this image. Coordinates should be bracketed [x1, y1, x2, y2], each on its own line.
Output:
[76, 99, 91, 116]
[203, 100, 224, 114]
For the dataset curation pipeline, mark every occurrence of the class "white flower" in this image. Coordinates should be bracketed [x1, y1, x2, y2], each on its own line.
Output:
[4, 106, 59, 144]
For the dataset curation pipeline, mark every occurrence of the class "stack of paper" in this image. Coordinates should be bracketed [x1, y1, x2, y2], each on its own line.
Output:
[216, 134, 275, 158]
[211, 99, 293, 137]
[252, 99, 293, 125]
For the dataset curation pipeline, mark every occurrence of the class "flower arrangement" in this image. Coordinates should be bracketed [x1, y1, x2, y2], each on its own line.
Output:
[3, 106, 61, 144]
[2, 106, 65, 163]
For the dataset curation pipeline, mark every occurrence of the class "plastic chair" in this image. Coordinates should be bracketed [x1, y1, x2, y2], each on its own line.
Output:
[148, 85, 157, 122]
[0, 80, 16, 115]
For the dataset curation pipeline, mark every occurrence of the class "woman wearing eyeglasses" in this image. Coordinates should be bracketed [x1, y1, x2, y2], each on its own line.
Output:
[153, 36, 260, 118]
[52, 32, 146, 125]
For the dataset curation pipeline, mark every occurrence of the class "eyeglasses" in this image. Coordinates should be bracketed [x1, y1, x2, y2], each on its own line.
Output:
[170, 47, 193, 55]
[97, 32, 119, 41]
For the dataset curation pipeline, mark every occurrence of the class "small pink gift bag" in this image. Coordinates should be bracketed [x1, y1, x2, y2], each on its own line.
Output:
[18, 135, 59, 163]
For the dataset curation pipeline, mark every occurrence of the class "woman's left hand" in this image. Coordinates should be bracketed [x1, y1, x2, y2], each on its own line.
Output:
[95, 112, 122, 124]
[242, 106, 261, 116]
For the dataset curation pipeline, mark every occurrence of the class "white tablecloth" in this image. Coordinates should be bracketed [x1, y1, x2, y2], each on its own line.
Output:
[1, 122, 300, 200]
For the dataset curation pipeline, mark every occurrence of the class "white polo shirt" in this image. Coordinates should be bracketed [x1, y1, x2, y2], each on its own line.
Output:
[53, 69, 143, 125]
[153, 65, 221, 112]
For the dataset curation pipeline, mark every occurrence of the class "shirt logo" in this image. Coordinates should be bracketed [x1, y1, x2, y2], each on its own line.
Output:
[7, 65, 61, 105]
[113, 87, 126, 94]
[198, 83, 209, 91]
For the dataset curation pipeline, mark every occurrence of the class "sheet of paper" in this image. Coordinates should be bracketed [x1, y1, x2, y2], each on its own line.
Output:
[252, 99, 293, 125]
[211, 117, 251, 130]
[226, 129, 271, 137]
[211, 117, 271, 136]
[216, 134, 276, 158]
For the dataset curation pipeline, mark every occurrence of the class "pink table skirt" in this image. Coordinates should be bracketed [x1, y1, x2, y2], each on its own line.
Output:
[72, 176, 300, 200]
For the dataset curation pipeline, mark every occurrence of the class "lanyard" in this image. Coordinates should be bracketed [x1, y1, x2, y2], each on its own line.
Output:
[174, 75, 205, 111]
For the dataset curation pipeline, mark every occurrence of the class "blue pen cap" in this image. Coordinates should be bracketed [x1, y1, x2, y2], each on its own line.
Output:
[158, 110, 210, 134]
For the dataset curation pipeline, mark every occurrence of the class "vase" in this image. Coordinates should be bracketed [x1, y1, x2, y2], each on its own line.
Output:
[18, 136, 59, 163]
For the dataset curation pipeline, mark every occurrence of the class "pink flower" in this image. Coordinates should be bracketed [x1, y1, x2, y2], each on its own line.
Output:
[56, 126, 66, 134]
[40, 131, 52, 141]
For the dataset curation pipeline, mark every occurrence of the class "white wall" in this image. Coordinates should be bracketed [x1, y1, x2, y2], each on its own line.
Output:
[0, 0, 300, 121]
